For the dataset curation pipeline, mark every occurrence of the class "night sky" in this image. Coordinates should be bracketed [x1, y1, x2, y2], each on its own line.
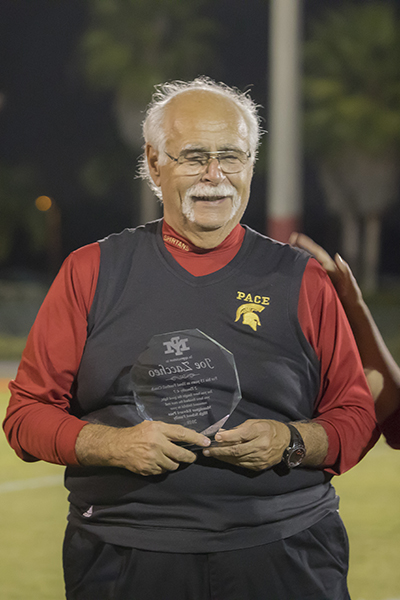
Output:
[1, 0, 400, 278]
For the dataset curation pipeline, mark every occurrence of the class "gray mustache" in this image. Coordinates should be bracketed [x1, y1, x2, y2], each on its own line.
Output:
[186, 183, 236, 198]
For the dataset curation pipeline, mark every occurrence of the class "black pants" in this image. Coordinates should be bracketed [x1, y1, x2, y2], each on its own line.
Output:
[63, 512, 350, 600]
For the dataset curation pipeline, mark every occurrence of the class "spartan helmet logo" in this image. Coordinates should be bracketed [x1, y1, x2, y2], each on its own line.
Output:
[235, 303, 265, 331]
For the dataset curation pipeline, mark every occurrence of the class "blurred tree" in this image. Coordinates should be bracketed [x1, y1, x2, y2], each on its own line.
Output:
[0, 164, 47, 269]
[78, 0, 217, 223]
[303, 2, 400, 292]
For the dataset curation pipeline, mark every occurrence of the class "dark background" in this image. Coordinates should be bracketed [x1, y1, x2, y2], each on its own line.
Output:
[1, 0, 399, 281]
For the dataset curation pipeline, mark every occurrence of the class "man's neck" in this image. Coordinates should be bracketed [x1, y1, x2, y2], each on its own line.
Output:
[162, 220, 245, 276]
[163, 219, 239, 250]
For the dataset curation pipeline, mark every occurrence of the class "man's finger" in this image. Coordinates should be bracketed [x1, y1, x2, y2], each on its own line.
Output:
[163, 439, 200, 464]
[214, 421, 259, 444]
[158, 422, 211, 447]
[203, 443, 273, 471]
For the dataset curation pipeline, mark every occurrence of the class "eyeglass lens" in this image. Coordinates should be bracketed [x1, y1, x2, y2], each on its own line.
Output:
[177, 150, 248, 174]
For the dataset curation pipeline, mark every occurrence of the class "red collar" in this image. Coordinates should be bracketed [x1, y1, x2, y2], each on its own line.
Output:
[162, 221, 245, 276]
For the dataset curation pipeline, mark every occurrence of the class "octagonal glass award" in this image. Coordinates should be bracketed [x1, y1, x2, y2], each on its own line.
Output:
[130, 329, 242, 440]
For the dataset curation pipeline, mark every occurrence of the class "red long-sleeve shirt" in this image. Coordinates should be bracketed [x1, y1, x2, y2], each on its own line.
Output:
[3, 223, 378, 472]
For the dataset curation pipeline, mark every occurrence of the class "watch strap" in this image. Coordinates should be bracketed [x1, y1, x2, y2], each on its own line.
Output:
[282, 423, 306, 468]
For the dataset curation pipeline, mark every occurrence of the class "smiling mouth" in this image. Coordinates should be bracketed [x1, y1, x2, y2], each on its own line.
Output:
[192, 195, 229, 202]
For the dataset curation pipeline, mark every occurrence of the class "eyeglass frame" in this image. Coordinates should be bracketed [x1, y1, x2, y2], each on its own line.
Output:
[164, 148, 252, 175]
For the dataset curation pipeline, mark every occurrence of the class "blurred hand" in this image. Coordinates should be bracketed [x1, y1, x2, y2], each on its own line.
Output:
[364, 368, 384, 402]
[289, 232, 363, 309]
[290, 232, 386, 404]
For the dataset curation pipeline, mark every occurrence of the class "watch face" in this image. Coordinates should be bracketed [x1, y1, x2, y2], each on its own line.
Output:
[283, 424, 306, 468]
[288, 447, 306, 467]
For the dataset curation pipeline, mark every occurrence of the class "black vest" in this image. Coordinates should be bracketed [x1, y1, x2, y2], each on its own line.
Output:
[66, 220, 337, 552]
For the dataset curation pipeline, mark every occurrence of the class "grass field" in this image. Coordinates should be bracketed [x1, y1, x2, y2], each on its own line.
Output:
[0, 391, 67, 599]
[0, 390, 400, 600]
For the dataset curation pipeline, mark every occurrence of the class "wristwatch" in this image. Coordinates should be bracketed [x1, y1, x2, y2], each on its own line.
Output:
[282, 423, 306, 468]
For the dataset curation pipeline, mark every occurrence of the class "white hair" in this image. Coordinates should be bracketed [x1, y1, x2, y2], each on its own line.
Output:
[137, 76, 263, 200]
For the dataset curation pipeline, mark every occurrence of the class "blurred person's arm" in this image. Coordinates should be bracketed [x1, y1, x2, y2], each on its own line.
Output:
[298, 259, 378, 469]
[290, 232, 400, 446]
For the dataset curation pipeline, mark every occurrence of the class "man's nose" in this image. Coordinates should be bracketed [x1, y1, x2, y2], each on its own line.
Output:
[201, 158, 226, 184]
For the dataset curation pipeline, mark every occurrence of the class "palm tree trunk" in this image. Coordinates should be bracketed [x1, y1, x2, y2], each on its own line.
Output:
[362, 214, 381, 294]
[140, 180, 161, 225]
[341, 209, 360, 276]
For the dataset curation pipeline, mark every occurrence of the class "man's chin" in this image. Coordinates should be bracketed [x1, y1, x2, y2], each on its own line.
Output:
[193, 222, 223, 232]
[188, 210, 240, 232]
[181, 195, 242, 232]
[183, 213, 223, 231]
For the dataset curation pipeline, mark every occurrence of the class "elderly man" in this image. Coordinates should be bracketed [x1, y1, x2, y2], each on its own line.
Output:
[4, 78, 377, 600]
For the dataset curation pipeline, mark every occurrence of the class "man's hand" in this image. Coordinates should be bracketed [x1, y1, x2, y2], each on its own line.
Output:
[289, 232, 363, 310]
[202, 419, 290, 471]
[203, 419, 330, 471]
[76, 421, 211, 476]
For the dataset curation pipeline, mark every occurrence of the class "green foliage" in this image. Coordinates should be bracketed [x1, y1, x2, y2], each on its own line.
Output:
[0, 335, 27, 360]
[303, 3, 400, 157]
[79, 144, 136, 197]
[76, 0, 218, 199]
[0, 164, 47, 264]
[80, 0, 217, 105]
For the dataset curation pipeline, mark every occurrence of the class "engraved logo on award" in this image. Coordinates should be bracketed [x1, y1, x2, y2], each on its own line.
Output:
[130, 329, 242, 439]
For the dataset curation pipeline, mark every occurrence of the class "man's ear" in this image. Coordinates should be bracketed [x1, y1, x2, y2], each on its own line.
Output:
[146, 143, 161, 186]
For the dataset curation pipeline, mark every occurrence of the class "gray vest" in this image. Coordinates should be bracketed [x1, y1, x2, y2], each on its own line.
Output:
[66, 220, 338, 552]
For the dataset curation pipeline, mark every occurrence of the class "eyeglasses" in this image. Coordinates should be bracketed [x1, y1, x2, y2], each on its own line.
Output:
[164, 149, 251, 175]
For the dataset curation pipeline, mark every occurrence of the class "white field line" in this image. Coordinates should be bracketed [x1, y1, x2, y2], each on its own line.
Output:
[0, 474, 63, 494]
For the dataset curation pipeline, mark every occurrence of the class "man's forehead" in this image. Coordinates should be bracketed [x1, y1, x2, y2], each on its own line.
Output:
[164, 90, 249, 146]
